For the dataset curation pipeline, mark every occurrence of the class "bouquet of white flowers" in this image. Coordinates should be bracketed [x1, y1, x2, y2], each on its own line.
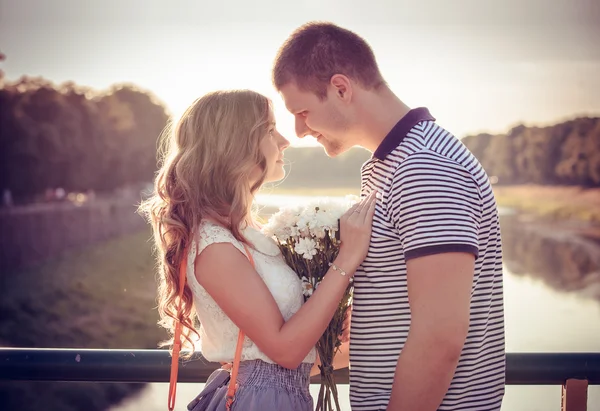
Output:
[262, 196, 358, 411]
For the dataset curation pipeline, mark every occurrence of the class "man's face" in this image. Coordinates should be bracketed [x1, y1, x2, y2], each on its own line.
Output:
[279, 82, 352, 157]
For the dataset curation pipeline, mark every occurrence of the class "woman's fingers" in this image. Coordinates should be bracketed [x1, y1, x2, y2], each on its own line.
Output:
[360, 190, 378, 222]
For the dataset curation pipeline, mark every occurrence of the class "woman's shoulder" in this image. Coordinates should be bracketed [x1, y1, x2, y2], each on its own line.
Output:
[195, 219, 281, 257]
[196, 220, 243, 252]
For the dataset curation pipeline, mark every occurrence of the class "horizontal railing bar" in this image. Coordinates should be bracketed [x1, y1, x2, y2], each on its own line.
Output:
[1, 348, 599, 385]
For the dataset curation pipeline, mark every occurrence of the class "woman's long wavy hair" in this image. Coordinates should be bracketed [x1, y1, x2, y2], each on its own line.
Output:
[139, 90, 271, 355]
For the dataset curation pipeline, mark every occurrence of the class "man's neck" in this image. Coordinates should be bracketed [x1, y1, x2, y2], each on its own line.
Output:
[355, 88, 411, 153]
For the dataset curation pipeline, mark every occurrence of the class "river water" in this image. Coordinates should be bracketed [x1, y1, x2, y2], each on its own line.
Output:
[111, 196, 600, 411]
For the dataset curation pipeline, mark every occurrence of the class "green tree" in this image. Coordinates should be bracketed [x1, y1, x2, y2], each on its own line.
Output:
[95, 84, 169, 188]
[0, 77, 169, 201]
[555, 118, 600, 186]
[461, 133, 493, 166]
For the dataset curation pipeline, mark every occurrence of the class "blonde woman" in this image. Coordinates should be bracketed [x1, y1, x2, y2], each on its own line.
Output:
[139, 90, 376, 411]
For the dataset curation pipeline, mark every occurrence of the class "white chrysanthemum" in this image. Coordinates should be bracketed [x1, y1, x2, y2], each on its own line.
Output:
[300, 276, 321, 297]
[310, 197, 358, 237]
[301, 276, 314, 297]
[290, 225, 301, 238]
[311, 226, 326, 239]
[260, 222, 276, 239]
[262, 196, 359, 244]
[296, 208, 317, 236]
[294, 237, 318, 260]
[262, 205, 303, 242]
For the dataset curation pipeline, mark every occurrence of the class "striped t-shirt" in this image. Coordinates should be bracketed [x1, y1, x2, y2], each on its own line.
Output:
[349, 108, 505, 411]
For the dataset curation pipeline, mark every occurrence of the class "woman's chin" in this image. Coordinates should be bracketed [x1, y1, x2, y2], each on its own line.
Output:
[264, 170, 286, 184]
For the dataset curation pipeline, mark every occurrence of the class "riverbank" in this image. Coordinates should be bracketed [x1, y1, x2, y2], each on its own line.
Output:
[492, 185, 600, 240]
[0, 227, 163, 411]
[2, 187, 599, 411]
[110, 210, 600, 411]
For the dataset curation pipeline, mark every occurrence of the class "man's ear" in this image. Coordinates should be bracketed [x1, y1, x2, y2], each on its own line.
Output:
[330, 74, 353, 101]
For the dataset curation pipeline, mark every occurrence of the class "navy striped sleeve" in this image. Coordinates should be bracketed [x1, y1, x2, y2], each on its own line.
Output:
[389, 150, 482, 260]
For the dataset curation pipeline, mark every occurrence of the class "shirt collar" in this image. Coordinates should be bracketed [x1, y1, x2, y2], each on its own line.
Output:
[373, 107, 435, 160]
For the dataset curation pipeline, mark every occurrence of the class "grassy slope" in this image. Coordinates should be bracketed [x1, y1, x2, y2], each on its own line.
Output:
[0, 227, 165, 411]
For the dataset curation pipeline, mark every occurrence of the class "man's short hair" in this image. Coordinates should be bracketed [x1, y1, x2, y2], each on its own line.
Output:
[272, 22, 386, 99]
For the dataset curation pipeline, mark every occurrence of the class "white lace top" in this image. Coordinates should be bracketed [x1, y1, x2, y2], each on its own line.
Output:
[186, 220, 317, 365]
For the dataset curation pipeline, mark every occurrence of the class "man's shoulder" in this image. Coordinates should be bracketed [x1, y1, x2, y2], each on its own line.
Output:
[392, 148, 471, 179]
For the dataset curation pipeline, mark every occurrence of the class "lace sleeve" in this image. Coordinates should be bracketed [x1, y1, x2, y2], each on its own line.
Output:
[185, 221, 258, 361]
[195, 222, 247, 257]
[187, 221, 246, 291]
[187, 221, 248, 287]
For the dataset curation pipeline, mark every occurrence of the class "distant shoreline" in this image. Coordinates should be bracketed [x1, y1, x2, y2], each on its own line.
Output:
[258, 186, 360, 197]
[492, 184, 600, 240]
[492, 184, 600, 220]
[261, 184, 600, 235]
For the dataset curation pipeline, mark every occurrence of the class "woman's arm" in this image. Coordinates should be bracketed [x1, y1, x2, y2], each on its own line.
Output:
[196, 192, 376, 370]
[197, 243, 355, 369]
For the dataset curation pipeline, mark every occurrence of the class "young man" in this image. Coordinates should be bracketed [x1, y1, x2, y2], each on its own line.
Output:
[272, 22, 505, 411]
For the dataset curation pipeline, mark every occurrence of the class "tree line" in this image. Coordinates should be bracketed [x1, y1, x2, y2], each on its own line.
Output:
[0, 75, 169, 203]
[1, 67, 598, 205]
[278, 116, 600, 191]
[461, 117, 600, 186]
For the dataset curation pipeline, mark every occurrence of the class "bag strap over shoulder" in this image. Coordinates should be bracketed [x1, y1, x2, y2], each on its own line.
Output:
[168, 240, 254, 411]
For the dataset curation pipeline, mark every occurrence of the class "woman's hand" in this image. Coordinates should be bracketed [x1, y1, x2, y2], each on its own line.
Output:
[335, 190, 378, 272]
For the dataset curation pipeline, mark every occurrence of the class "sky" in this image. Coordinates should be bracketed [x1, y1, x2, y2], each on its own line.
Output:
[1, 0, 599, 146]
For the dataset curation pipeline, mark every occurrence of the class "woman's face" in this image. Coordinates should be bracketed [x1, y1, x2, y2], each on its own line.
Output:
[257, 110, 290, 184]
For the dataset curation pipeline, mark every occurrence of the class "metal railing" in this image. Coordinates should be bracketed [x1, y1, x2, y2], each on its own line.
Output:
[1, 348, 599, 410]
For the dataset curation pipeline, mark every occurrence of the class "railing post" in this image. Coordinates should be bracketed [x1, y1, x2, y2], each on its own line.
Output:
[561, 378, 588, 411]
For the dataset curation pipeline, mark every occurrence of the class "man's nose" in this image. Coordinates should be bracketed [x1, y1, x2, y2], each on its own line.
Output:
[295, 116, 309, 138]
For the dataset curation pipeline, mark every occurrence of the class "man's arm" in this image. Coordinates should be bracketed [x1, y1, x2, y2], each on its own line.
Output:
[386, 150, 482, 411]
[386, 251, 474, 411]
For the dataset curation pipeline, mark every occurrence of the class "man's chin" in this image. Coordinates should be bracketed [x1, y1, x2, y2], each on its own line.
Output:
[321, 143, 344, 158]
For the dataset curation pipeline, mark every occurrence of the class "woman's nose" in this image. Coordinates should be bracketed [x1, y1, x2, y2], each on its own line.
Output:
[279, 134, 290, 150]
